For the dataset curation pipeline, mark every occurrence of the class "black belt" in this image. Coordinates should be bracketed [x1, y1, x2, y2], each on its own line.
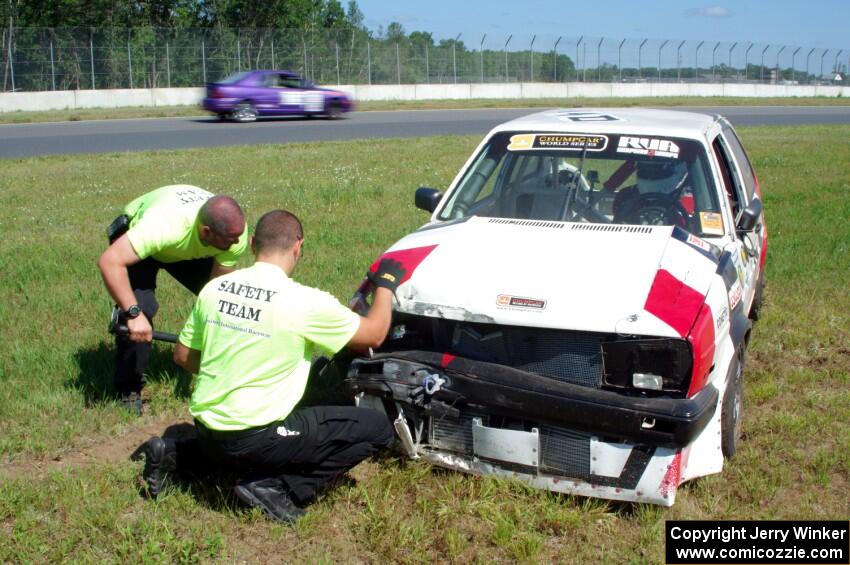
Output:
[194, 419, 270, 441]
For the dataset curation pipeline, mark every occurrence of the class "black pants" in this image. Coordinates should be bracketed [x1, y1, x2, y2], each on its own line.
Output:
[114, 255, 213, 396]
[194, 406, 394, 504]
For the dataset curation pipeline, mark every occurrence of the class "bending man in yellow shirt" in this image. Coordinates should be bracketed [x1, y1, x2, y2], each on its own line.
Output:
[142, 209, 403, 524]
[98, 185, 247, 414]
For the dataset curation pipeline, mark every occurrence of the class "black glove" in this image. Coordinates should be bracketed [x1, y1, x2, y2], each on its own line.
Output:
[367, 258, 407, 294]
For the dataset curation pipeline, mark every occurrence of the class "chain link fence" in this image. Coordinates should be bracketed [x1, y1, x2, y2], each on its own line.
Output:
[2, 27, 847, 92]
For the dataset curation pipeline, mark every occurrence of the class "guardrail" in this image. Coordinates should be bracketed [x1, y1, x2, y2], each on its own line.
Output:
[1, 82, 848, 113]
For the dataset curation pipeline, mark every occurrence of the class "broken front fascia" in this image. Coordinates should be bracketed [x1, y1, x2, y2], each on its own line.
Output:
[346, 351, 718, 506]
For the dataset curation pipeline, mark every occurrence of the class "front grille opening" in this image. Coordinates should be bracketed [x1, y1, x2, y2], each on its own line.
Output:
[383, 313, 606, 389]
[429, 411, 591, 480]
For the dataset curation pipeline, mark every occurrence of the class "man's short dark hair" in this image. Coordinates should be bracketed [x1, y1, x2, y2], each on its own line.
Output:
[253, 210, 304, 253]
[199, 195, 244, 235]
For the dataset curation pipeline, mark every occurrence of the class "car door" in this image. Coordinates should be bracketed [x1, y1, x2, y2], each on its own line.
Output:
[710, 133, 763, 314]
[254, 73, 282, 114]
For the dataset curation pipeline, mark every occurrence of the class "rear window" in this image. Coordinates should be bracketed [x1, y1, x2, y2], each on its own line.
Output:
[438, 131, 723, 237]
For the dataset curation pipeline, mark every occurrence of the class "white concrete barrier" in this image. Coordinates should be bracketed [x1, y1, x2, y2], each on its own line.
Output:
[1, 82, 848, 113]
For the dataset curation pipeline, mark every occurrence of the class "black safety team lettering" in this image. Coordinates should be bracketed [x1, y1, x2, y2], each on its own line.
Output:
[176, 188, 212, 205]
[215, 280, 278, 322]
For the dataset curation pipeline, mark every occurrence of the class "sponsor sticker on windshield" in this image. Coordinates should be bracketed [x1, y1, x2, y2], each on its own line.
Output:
[699, 211, 724, 235]
[617, 136, 680, 158]
[507, 134, 608, 152]
[496, 294, 547, 310]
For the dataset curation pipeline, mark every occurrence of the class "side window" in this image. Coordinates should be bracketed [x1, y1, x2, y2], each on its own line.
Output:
[712, 137, 746, 220]
[722, 127, 757, 201]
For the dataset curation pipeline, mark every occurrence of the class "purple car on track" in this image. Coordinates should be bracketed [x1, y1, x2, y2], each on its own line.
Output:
[202, 70, 354, 122]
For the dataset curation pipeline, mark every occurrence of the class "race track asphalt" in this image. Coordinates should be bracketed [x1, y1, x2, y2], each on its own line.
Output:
[1, 105, 848, 158]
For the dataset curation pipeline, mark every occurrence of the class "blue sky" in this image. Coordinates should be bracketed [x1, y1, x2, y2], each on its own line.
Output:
[357, 0, 849, 50]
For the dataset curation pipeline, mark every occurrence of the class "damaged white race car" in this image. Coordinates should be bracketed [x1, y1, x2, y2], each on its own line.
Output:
[342, 108, 767, 506]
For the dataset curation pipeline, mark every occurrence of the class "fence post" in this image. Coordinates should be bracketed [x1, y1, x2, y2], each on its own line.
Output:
[90, 32, 96, 89]
[695, 40, 704, 81]
[553, 36, 561, 81]
[820, 49, 828, 79]
[452, 33, 461, 84]
[575, 36, 582, 82]
[303, 40, 307, 77]
[504, 35, 512, 82]
[480, 34, 486, 83]
[166, 41, 171, 87]
[50, 36, 56, 91]
[7, 28, 13, 92]
[201, 38, 206, 83]
[791, 47, 800, 83]
[396, 42, 400, 84]
[728, 42, 737, 81]
[619, 38, 625, 81]
[658, 40, 668, 80]
[677, 40, 685, 81]
[592, 37, 601, 82]
[237, 38, 241, 71]
[367, 41, 371, 85]
[775, 45, 786, 81]
[530, 35, 536, 81]
[335, 41, 339, 85]
[271, 38, 275, 69]
[638, 38, 647, 79]
[128, 33, 133, 88]
[712, 42, 719, 80]
[761, 45, 770, 82]
[744, 43, 753, 80]
[425, 42, 429, 84]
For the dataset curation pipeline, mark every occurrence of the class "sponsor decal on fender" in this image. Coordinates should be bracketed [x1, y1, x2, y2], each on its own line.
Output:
[728, 279, 743, 311]
[496, 294, 547, 310]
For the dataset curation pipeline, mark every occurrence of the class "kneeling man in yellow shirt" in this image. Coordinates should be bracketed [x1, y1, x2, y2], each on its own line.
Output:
[141, 209, 404, 523]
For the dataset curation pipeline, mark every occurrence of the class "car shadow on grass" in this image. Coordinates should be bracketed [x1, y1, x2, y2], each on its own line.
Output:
[69, 342, 193, 406]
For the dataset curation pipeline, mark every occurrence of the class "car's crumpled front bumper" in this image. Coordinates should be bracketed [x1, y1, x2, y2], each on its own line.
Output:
[345, 350, 718, 506]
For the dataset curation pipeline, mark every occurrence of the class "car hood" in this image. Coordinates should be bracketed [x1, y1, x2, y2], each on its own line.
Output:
[374, 217, 720, 337]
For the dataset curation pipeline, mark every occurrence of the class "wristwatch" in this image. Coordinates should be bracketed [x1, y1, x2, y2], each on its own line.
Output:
[125, 304, 142, 319]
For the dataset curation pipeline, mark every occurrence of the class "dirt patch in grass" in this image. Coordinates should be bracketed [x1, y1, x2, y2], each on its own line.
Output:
[0, 416, 190, 482]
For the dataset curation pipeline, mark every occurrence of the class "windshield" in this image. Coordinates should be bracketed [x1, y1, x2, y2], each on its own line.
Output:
[438, 131, 723, 237]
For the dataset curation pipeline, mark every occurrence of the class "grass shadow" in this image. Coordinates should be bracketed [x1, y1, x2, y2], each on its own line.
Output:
[70, 342, 191, 404]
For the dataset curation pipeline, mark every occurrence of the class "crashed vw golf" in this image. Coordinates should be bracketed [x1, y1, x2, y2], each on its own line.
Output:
[344, 109, 767, 506]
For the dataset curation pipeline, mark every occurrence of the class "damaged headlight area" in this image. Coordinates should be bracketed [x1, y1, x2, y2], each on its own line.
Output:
[601, 339, 693, 396]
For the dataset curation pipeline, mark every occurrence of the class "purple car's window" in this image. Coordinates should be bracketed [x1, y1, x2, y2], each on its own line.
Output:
[218, 71, 253, 85]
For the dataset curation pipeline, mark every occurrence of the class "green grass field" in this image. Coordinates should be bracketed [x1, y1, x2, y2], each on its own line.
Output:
[0, 95, 848, 124]
[0, 126, 847, 563]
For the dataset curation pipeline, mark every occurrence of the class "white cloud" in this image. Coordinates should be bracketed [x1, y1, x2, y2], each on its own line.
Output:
[686, 5, 732, 18]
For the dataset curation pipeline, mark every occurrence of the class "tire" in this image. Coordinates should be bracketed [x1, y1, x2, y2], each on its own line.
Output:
[749, 275, 766, 321]
[230, 102, 257, 123]
[721, 350, 744, 458]
[325, 101, 343, 120]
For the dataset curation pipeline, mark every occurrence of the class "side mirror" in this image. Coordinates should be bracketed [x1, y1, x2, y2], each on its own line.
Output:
[415, 187, 443, 213]
[736, 198, 763, 232]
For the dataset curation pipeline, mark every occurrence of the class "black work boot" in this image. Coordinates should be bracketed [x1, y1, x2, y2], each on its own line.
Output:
[141, 436, 177, 497]
[234, 477, 306, 524]
[121, 392, 143, 416]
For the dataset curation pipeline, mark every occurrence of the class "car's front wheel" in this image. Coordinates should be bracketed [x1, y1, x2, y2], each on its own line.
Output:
[230, 102, 257, 123]
[721, 349, 744, 458]
[325, 101, 344, 120]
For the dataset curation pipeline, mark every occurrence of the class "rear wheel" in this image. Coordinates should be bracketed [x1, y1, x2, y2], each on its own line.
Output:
[230, 102, 257, 123]
[721, 349, 744, 458]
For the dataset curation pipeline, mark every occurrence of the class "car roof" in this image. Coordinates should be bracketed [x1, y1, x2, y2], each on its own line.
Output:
[252, 70, 300, 77]
[493, 108, 722, 140]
